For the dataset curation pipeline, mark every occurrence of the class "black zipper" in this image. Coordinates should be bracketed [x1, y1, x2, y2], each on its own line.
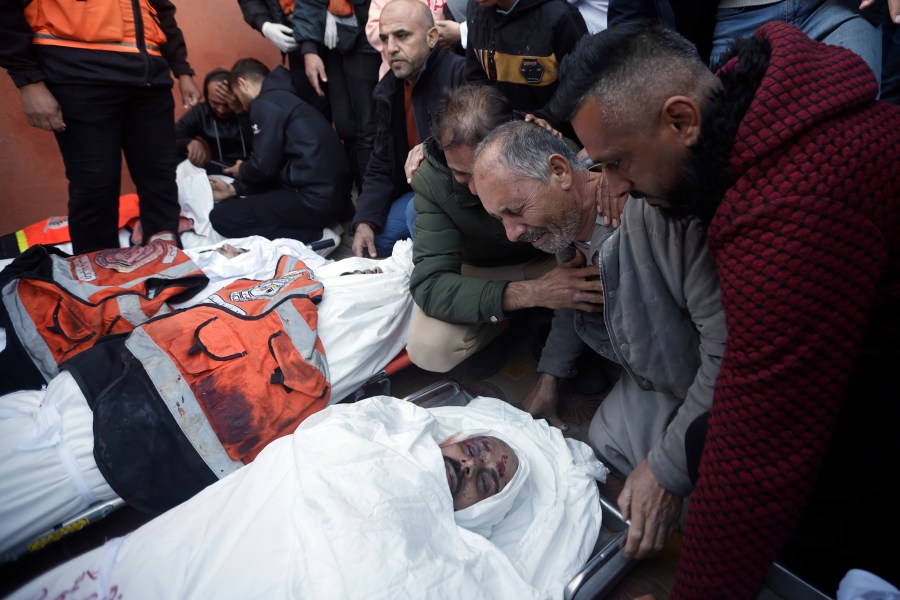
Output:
[131, 0, 151, 84]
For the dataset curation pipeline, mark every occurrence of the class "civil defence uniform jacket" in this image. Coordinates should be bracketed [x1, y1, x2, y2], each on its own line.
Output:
[1, 0, 193, 89]
[64, 255, 330, 513]
[0, 234, 207, 394]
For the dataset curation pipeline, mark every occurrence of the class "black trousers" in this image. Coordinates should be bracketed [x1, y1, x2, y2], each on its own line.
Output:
[326, 49, 381, 190]
[286, 49, 332, 119]
[209, 186, 337, 243]
[48, 84, 181, 254]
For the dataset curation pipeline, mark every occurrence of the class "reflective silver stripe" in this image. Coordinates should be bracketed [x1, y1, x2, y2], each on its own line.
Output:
[276, 300, 330, 382]
[262, 282, 322, 313]
[279, 256, 303, 273]
[1, 280, 58, 381]
[33, 33, 161, 52]
[116, 295, 149, 327]
[51, 254, 200, 301]
[125, 328, 242, 478]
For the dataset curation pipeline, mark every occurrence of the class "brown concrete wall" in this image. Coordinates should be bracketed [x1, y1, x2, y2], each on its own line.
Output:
[0, 2, 282, 235]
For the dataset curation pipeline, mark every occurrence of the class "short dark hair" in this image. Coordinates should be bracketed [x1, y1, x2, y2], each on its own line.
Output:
[228, 58, 270, 88]
[432, 84, 513, 150]
[203, 67, 230, 99]
[549, 23, 714, 128]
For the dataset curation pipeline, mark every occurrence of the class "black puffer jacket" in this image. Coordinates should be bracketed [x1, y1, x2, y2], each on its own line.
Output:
[236, 66, 352, 219]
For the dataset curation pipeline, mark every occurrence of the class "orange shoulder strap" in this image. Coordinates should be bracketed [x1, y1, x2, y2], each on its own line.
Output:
[328, 0, 354, 18]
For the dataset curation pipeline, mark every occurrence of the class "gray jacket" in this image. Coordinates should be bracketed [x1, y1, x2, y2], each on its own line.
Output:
[539, 198, 726, 493]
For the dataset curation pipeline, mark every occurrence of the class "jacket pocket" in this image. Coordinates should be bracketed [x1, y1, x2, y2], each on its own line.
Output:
[267, 330, 327, 398]
[174, 315, 248, 376]
[37, 0, 125, 43]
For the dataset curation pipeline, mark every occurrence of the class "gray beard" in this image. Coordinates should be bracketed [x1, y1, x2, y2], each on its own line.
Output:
[526, 205, 582, 254]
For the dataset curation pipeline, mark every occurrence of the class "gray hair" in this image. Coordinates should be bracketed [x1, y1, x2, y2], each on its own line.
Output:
[474, 121, 588, 184]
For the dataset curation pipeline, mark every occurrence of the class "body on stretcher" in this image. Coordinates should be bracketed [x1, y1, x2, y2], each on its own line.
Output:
[0, 349, 414, 566]
[2, 379, 836, 599]
[402, 381, 838, 600]
[404, 380, 637, 599]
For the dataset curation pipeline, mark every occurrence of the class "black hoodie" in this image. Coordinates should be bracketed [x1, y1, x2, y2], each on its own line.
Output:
[235, 66, 352, 219]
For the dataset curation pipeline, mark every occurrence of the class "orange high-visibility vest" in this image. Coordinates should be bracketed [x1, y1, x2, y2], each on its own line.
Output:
[1, 232, 207, 382]
[12, 194, 141, 253]
[125, 255, 329, 474]
[24, 0, 168, 57]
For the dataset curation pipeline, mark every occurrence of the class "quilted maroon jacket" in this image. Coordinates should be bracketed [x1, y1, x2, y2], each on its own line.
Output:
[671, 22, 900, 598]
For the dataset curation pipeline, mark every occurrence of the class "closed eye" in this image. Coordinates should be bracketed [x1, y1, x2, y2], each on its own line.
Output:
[465, 442, 481, 458]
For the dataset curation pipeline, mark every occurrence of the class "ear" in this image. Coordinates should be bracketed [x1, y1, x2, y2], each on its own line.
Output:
[426, 25, 439, 49]
[547, 154, 573, 190]
[659, 96, 702, 147]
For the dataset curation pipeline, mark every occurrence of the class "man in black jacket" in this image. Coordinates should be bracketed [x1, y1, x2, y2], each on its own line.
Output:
[465, 0, 587, 124]
[293, 0, 381, 191]
[351, 0, 466, 257]
[208, 59, 352, 243]
[175, 68, 252, 174]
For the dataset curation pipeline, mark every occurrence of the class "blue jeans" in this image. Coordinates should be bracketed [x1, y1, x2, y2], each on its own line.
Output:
[711, 0, 881, 82]
[405, 193, 418, 241]
[374, 192, 415, 256]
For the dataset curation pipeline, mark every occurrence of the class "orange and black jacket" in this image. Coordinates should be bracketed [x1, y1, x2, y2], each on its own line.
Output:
[64, 255, 330, 514]
[0, 0, 193, 88]
[0, 234, 208, 393]
[237, 0, 294, 32]
[465, 0, 586, 120]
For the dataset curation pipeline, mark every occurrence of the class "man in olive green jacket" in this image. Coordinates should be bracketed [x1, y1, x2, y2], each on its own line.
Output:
[408, 85, 605, 371]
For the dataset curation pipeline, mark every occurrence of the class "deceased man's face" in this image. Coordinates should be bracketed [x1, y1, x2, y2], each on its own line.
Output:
[441, 435, 518, 510]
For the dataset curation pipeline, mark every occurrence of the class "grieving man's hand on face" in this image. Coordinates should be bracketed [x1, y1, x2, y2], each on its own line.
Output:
[440, 435, 518, 510]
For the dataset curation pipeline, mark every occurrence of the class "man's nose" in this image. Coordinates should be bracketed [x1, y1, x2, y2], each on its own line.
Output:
[459, 455, 482, 475]
[386, 37, 399, 54]
[605, 170, 632, 199]
[504, 223, 524, 243]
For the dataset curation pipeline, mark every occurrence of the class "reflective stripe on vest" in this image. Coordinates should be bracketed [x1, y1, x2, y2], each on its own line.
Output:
[129, 256, 329, 473]
[2, 236, 206, 381]
[25, 0, 167, 57]
[13, 194, 141, 254]
[125, 326, 244, 478]
[1, 279, 59, 380]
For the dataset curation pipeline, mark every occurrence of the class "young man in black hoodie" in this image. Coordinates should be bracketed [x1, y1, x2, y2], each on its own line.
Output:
[208, 58, 352, 243]
[175, 68, 252, 174]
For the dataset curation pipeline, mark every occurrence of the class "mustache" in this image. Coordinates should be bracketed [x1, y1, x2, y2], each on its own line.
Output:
[444, 456, 463, 498]
[517, 227, 549, 243]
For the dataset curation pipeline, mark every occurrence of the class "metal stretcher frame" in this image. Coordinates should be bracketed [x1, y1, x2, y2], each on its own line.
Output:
[0, 497, 126, 565]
